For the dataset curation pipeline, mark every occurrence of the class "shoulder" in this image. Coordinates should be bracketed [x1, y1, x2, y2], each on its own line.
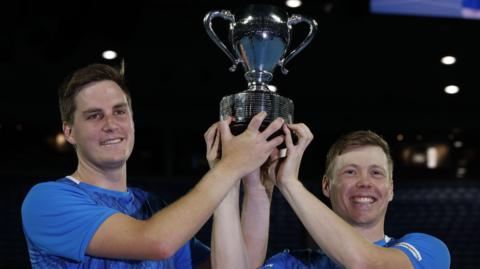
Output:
[22, 179, 89, 210]
[390, 233, 450, 269]
[394, 232, 449, 252]
[21, 178, 96, 231]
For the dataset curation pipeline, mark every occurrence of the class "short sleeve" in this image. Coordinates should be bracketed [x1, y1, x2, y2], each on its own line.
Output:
[173, 237, 210, 268]
[261, 251, 290, 268]
[391, 233, 450, 269]
[21, 182, 118, 262]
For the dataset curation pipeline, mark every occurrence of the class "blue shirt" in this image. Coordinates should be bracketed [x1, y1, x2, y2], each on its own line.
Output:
[21, 177, 210, 269]
[260, 233, 450, 269]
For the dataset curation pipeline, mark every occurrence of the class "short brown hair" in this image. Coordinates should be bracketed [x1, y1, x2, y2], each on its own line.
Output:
[58, 63, 131, 124]
[324, 130, 393, 181]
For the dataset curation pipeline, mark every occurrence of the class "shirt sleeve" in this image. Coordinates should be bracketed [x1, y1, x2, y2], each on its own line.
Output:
[173, 237, 210, 268]
[21, 182, 118, 262]
[391, 233, 450, 269]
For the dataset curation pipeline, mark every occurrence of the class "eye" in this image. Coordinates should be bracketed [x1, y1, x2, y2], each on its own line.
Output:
[343, 168, 356, 176]
[86, 113, 102, 120]
[371, 169, 386, 178]
[114, 109, 127, 116]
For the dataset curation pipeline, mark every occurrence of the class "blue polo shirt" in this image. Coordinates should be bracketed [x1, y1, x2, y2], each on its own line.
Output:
[260, 233, 450, 269]
[21, 177, 210, 269]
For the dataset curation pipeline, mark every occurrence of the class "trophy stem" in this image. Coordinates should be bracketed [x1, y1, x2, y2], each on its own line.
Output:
[244, 70, 273, 88]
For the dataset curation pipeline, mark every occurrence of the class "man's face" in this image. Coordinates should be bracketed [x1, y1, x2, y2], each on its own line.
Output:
[323, 145, 393, 228]
[63, 80, 135, 170]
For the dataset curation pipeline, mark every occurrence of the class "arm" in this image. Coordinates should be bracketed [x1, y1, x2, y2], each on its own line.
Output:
[279, 181, 412, 269]
[241, 169, 273, 269]
[87, 112, 286, 261]
[209, 115, 278, 269]
[207, 120, 249, 269]
[274, 124, 413, 269]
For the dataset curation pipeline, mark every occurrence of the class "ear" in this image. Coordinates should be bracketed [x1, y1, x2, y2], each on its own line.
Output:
[322, 175, 331, 198]
[62, 122, 76, 145]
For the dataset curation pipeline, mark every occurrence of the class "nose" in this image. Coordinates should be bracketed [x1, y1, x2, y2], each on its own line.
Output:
[355, 172, 373, 189]
[102, 115, 119, 132]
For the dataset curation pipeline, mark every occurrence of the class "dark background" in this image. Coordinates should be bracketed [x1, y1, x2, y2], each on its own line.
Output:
[1, 0, 479, 268]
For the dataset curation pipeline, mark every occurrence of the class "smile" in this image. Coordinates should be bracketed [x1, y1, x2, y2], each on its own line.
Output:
[351, 196, 377, 204]
[100, 138, 124, 145]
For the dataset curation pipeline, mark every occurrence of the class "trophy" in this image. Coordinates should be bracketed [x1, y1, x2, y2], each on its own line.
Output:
[204, 4, 317, 135]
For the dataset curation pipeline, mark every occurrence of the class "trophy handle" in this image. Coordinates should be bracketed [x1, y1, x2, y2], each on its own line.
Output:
[203, 10, 240, 72]
[279, 15, 318, 75]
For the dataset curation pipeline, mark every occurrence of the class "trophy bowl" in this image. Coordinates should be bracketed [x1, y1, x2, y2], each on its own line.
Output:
[204, 4, 317, 136]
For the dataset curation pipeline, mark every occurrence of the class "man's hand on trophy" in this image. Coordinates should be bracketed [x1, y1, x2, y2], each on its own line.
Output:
[204, 122, 221, 169]
[217, 111, 285, 178]
[262, 123, 313, 188]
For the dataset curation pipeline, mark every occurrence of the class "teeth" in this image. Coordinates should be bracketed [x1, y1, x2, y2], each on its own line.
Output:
[101, 138, 122, 145]
[352, 197, 374, 204]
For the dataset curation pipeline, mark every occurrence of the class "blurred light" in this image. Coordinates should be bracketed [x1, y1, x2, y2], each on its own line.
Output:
[453, 140, 463, 148]
[426, 146, 438, 169]
[441, 56, 456, 65]
[268, 85, 277, 92]
[286, 0, 302, 8]
[396, 133, 404, 142]
[412, 153, 426, 164]
[55, 133, 67, 147]
[444, 85, 459, 95]
[16, 124, 23, 131]
[456, 167, 467, 178]
[102, 50, 117, 60]
[416, 134, 423, 141]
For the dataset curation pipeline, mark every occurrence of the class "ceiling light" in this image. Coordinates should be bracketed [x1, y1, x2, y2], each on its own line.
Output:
[286, 0, 302, 8]
[426, 146, 438, 169]
[453, 141, 463, 148]
[102, 50, 117, 60]
[441, 56, 456, 65]
[444, 85, 459, 95]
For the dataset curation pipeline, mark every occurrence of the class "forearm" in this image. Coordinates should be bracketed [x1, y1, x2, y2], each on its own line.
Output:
[279, 180, 379, 268]
[145, 163, 243, 257]
[241, 186, 272, 268]
[211, 183, 249, 269]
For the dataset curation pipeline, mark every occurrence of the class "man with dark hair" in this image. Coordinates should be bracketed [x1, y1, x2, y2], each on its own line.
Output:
[210, 127, 451, 269]
[21, 63, 285, 268]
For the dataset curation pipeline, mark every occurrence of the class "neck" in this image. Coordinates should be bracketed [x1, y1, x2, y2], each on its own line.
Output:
[352, 218, 386, 243]
[73, 160, 128, 192]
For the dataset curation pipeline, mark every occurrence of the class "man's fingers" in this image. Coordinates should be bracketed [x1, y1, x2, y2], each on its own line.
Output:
[261, 117, 284, 140]
[204, 122, 218, 150]
[287, 123, 314, 149]
[218, 116, 234, 141]
[246, 111, 267, 132]
[283, 124, 294, 149]
[267, 134, 285, 150]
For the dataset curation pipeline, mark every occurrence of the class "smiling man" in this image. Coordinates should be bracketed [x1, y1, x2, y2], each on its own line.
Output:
[211, 128, 451, 269]
[21, 63, 285, 268]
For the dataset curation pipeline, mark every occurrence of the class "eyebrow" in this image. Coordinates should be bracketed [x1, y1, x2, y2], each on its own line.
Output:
[81, 103, 129, 115]
[339, 164, 386, 171]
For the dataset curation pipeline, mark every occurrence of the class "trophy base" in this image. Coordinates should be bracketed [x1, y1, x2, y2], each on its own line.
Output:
[229, 122, 297, 150]
[220, 90, 294, 122]
[220, 90, 295, 149]
[220, 90, 296, 149]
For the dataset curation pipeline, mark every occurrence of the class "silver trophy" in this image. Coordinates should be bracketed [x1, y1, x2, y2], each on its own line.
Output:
[204, 4, 317, 135]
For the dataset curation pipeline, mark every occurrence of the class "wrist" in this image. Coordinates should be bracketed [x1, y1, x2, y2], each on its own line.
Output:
[278, 178, 303, 194]
[212, 159, 244, 181]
